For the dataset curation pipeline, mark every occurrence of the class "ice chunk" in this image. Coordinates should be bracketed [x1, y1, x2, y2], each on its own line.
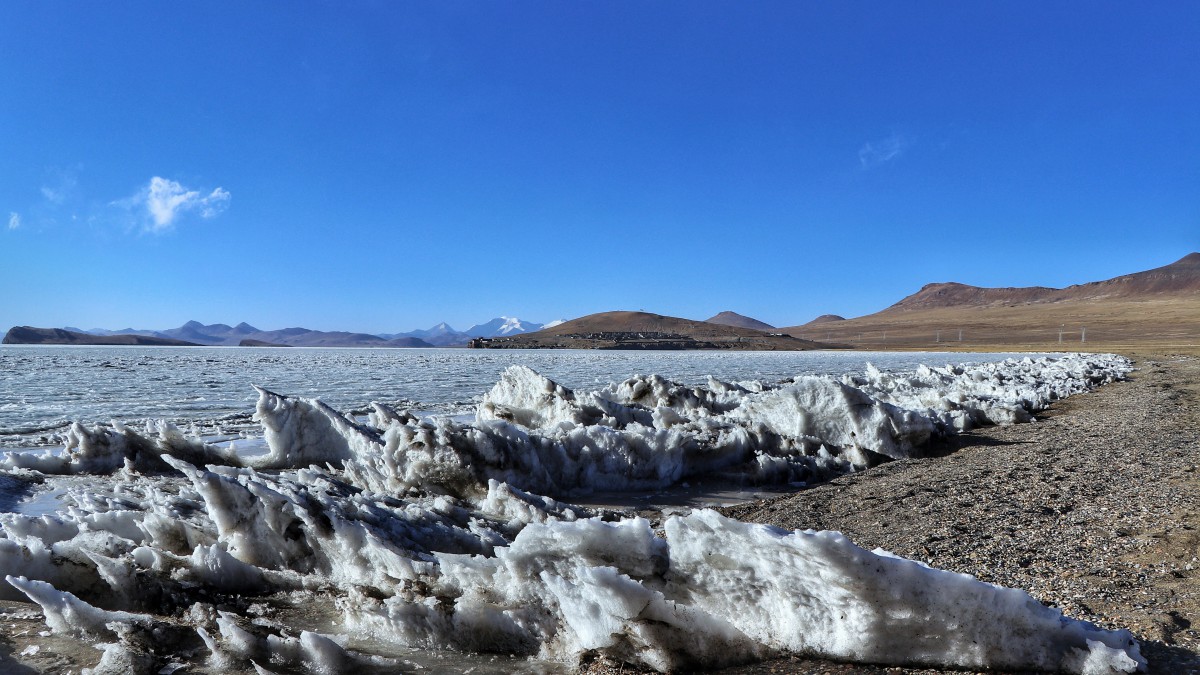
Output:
[0, 420, 239, 475]
[249, 385, 381, 470]
[347, 510, 1142, 673]
[6, 575, 151, 639]
[663, 510, 1144, 673]
[729, 376, 934, 461]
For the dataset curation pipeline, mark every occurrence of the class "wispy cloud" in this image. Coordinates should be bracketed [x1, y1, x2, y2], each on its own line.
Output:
[7, 212, 19, 230]
[40, 169, 79, 204]
[119, 177, 231, 232]
[858, 133, 913, 169]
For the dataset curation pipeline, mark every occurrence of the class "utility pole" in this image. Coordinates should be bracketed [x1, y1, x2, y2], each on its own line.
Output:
[1059, 324, 1064, 344]
[958, 328, 963, 342]
[1081, 326, 1086, 343]
[936, 330, 941, 343]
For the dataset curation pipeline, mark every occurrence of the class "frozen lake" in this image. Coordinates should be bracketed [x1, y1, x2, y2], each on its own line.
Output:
[0, 345, 1046, 449]
[0, 346, 1140, 674]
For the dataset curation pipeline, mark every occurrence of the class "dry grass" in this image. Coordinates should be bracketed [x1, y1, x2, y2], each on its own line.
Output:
[784, 297, 1200, 354]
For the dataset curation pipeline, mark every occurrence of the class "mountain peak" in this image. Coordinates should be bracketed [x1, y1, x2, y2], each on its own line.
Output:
[465, 317, 544, 338]
[705, 311, 775, 331]
[805, 314, 847, 325]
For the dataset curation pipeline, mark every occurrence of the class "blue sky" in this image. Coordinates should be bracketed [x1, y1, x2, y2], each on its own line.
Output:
[2, 1, 1196, 333]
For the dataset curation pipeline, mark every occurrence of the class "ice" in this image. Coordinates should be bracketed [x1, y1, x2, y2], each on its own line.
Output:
[0, 419, 238, 475]
[728, 376, 934, 462]
[6, 575, 151, 638]
[0, 353, 1144, 673]
[844, 353, 1132, 432]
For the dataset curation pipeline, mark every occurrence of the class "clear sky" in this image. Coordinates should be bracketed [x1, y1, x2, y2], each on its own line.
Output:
[2, 1, 1197, 333]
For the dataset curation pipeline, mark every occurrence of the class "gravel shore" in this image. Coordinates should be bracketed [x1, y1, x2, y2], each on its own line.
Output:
[586, 354, 1200, 675]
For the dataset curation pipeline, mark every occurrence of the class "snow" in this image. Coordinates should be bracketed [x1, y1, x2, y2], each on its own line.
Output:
[466, 316, 545, 338]
[0, 353, 1144, 673]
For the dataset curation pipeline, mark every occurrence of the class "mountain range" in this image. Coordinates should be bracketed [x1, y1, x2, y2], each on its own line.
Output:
[37, 316, 562, 348]
[7, 253, 1198, 351]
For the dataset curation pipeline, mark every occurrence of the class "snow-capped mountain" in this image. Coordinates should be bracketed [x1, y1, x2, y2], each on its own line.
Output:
[465, 317, 544, 338]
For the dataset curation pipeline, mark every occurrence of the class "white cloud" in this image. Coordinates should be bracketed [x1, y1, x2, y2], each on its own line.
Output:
[7, 212, 19, 230]
[199, 187, 231, 218]
[125, 177, 231, 232]
[859, 134, 912, 169]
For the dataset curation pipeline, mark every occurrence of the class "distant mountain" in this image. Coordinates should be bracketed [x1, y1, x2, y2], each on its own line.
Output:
[779, 252, 1200, 350]
[397, 322, 471, 346]
[803, 314, 847, 325]
[391, 318, 545, 344]
[542, 319, 566, 329]
[12, 316, 561, 349]
[465, 317, 544, 338]
[83, 327, 168, 338]
[479, 311, 831, 351]
[887, 252, 1200, 312]
[386, 336, 435, 348]
[705, 311, 774, 331]
[259, 330, 394, 348]
[70, 321, 435, 348]
[3, 326, 199, 346]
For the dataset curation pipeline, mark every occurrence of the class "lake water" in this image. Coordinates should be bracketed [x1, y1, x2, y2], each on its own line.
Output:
[0, 345, 1045, 449]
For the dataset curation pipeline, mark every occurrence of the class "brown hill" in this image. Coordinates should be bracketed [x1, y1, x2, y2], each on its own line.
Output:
[3, 326, 200, 346]
[477, 311, 832, 351]
[887, 283, 1060, 311]
[782, 253, 1200, 351]
[889, 252, 1200, 312]
[705, 311, 775, 331]
[804, 314, 847, 325]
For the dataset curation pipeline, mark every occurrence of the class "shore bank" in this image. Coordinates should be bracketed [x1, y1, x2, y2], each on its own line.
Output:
[580, 353, 1199, 674]
[724, 353, 1198, 674]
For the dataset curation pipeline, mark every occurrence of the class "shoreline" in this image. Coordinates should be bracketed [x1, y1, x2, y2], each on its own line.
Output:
[582, 353, 1200, 674]
[718, 353, 1200, 674]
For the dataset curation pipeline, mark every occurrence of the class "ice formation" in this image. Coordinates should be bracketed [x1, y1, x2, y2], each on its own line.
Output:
[0, 353, 1144, 674]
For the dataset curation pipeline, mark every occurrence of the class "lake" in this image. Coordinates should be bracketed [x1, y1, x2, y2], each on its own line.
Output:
[0, 345, 1044, 449]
